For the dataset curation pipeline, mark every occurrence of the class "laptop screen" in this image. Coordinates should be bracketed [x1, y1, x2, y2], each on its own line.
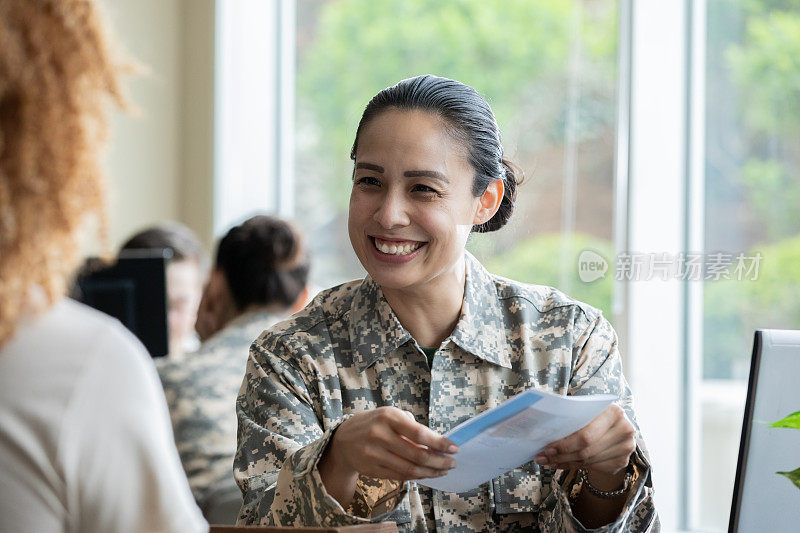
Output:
[729, 329, 800, 532]
[71, 251, 170, 358]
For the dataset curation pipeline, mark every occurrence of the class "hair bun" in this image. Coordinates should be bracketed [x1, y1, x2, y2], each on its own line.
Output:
[216, 215, 309, 310]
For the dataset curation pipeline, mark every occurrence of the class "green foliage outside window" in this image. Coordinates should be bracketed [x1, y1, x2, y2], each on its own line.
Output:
[704, 0, 800, 378]
[295, 0, 800, 381]
[703, 235, 800, 378]
[296, 0, 617, 207]
[476, 232, 614, 318]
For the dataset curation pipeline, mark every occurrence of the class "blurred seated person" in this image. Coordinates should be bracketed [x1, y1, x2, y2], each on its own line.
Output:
[0, 1, 206, 531]
[158, 214, 310, 521]
[120, 222, 207, 359]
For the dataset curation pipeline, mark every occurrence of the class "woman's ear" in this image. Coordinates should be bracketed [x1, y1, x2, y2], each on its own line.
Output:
[194, 268, 237, 341]
[473, 179, 504, 226]
[291, 286, 310, 313]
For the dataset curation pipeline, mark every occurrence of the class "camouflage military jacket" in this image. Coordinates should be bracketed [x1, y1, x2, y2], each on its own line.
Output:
[158, 309, 285, 504]
[234, 253, 658, 532]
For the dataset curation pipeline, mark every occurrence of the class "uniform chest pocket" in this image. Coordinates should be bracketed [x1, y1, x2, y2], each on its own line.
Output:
[491, 461, 549, 515]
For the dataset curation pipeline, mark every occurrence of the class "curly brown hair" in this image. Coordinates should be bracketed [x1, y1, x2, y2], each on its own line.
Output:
[0, 0, 125, 346]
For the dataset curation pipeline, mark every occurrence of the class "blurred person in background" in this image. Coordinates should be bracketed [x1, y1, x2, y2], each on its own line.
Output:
[158, 214, 310, 524]
[0, 1, 206, 532]
[120, 222, 208, 359]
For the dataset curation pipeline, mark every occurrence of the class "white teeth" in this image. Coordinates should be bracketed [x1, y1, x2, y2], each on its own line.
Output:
[374, 238, 423, 255]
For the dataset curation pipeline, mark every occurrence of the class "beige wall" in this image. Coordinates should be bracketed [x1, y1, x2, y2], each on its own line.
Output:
[102, 0, 216, 251]
[178, 1, 217, 248]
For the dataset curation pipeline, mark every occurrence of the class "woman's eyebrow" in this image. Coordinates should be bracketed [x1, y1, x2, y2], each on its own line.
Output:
[355, 164, 448, 184]
[404, 170, 448, 183]
[355, 162, 384, 172]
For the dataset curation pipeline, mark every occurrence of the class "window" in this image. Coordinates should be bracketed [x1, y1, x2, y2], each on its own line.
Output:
[699, 1, 800, 530]
[214, 2, 800, 530]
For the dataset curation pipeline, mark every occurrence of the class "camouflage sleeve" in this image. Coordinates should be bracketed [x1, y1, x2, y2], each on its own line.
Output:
[269, 431, 410, 527]
[538, 313, 659, 532]
[154, 363, 203, 500]
[234, 338, 408, 527]
[234, 339, 324, 525]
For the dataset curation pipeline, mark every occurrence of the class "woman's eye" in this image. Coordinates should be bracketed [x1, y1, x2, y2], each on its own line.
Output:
[356, 176, 381, 187]
[412, 184, 438, 194]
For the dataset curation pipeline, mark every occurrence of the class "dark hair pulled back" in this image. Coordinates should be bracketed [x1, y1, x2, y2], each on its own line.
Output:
[350, 75, 521, 232]
[215, 215, 309, 311]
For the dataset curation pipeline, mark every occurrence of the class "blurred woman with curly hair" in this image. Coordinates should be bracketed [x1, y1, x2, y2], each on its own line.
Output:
[0, 1, 206, 531]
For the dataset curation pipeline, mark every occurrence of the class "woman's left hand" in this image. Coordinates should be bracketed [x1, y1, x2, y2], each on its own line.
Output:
[535, 404, 636, 477]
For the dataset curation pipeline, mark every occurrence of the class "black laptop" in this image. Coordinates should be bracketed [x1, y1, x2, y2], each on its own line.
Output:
[729, 329, 800, 532]
[71, 250, 170, 358]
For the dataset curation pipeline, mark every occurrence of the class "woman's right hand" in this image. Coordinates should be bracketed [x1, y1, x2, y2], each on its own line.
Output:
[318, 407, 459, 506]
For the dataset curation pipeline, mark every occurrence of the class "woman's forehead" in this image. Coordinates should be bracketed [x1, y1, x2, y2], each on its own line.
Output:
[356, 109, 468, 170]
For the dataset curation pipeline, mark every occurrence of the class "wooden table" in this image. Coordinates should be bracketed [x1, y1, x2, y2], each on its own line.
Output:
[209, 524, 398, 532]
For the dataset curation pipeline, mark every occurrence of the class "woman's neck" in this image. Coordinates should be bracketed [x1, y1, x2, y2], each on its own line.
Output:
[380, 257, 467, 348]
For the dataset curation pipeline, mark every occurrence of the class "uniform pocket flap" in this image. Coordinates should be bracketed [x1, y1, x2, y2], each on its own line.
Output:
[492, 461, 549, 515]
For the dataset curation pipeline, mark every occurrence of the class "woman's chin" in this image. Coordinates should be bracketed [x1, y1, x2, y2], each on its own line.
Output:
[364, 269, 418, 291]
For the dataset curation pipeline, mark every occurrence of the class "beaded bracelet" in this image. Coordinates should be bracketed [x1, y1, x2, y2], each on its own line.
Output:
[574, 463, 634, 499]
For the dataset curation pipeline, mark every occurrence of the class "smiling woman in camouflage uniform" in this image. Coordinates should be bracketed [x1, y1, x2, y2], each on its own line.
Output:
[234, 75, 658, 532]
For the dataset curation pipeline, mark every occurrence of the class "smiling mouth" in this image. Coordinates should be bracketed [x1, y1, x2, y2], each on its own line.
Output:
[371, 236, 425, 256]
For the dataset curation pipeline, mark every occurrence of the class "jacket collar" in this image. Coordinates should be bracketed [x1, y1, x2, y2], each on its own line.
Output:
[349, 252, 511, 372]
[348, 275, 412, 373]
[449, 252, 511, 368]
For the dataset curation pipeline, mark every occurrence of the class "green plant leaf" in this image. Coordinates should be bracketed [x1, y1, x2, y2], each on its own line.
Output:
[770, 410, 800, 429]
[777, 467, 800, 490]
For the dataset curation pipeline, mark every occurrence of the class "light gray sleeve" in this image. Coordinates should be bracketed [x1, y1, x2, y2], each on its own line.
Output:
[59, 324, 208, 533]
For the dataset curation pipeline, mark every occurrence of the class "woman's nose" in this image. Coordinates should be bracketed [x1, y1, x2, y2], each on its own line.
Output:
[373, 191, 410, 229]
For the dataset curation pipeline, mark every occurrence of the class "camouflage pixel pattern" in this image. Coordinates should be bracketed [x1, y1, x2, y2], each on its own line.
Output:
[158, 309, 286, 504]
[234, 253, 659, 531]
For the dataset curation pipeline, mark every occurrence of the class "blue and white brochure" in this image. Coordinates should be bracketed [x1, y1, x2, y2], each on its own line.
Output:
[418, 388, 616, 492]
